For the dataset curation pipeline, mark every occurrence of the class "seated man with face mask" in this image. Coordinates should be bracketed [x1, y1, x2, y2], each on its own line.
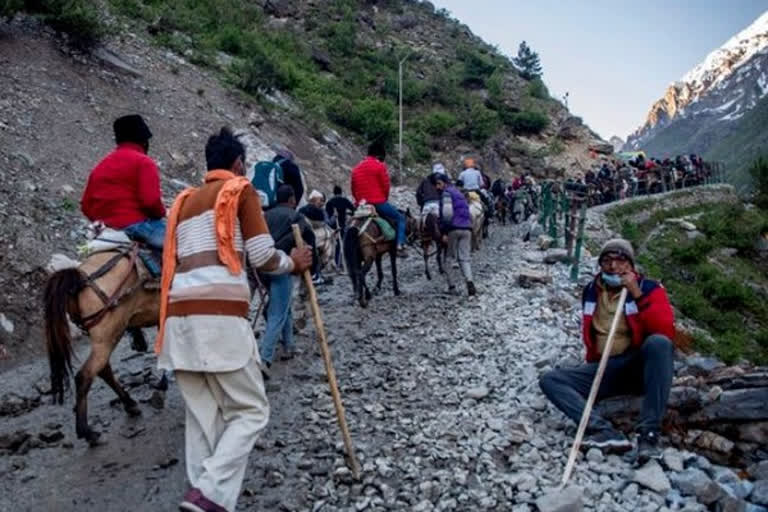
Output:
[538, 238, 675, 463]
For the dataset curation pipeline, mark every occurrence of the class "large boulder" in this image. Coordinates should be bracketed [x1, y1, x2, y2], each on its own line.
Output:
[632, 460, 671, 493]
[535, 485, 583, 512]
[557, 116, 583, 140]
[588, 141, 614, 155]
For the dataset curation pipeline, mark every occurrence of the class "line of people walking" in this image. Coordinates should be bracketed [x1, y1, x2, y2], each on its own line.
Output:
[75, 114, 679, 512]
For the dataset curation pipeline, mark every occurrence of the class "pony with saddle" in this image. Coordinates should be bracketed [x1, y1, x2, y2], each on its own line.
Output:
[343, 204, 416, 307]
[308, 218, 338, 273]
[465, 191, 486, 252]
[43, 227, 160, 445]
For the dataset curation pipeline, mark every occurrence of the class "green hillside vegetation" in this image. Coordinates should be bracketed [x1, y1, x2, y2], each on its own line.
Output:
[609, 197, 768, 365]
[4, 0, 557, 169]
[705, 95, 768, 189]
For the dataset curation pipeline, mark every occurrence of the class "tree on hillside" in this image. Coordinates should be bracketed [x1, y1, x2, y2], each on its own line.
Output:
[749, 156, 768, 209]
[513, 41, 542, 80]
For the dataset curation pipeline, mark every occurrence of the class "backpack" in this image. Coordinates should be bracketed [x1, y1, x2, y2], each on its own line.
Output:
[251, 160, 284, 209]
[439, 190, 454, 224]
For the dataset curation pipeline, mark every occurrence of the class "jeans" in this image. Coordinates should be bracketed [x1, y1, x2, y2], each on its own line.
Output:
[334, 227, 346, 268]
[258, 274, 295, 365]
[374, 202, 406, 246]
[124, 218, 166, 250]
[539, 335, 674, 432]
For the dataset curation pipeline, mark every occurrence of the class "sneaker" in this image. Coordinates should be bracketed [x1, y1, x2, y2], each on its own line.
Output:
[582, 428, 633, 453]
[311, 274, 326, 285]
[397, 245, 408, 258]
[637, 430, 662, 463]
[179, 488, 227, 512]
[466, 281, 477, 296]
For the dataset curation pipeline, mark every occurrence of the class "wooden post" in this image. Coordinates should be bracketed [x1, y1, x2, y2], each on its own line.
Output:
[569, 201, 587, 282]
[561, 288, 628, 486]
[291, 224, 361, 479]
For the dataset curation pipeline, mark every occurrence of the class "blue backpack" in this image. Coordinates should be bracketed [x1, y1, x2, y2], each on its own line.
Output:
[251, 159, 284, 209]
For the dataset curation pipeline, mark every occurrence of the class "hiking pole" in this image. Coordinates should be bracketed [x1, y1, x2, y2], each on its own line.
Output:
[291, 224, 361, 479]
[561, 287, 628, 487]
[250, 273, 268, 330]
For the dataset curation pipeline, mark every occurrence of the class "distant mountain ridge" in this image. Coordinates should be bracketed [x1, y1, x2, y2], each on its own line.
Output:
[624, 11, 768, 182]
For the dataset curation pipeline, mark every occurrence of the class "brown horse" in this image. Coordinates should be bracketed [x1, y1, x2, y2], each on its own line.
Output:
[43, 247, 159, 445]
[342, 211, 416, 307]
[420, 213, 446, 281]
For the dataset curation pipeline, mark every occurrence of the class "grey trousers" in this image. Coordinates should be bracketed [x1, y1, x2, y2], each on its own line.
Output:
[445, 229, 473, 287]
[539, 335, 674, 433]
[176, 357, 270, 511]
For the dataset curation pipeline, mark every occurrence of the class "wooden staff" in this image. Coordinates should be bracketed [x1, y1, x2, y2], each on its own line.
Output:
[561, 287, 628, 486]
[291, 224, 361, 479]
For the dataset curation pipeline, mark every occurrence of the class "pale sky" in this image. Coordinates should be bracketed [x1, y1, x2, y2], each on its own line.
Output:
[434, 0, 768, 140]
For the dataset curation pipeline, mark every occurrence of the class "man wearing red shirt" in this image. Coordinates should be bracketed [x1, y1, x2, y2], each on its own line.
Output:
[350, 140, 406, 254]
[81, 114, 166, 249]
[539, 239, 675, 463]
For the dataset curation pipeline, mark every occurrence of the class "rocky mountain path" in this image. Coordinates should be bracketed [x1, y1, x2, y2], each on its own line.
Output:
[0, 222, 751, 512]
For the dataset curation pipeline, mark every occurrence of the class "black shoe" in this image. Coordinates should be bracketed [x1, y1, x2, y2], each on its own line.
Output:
[637, 430, 662, 463]
[466, 281, 477, 296]
[280, 348, 298, 361]
[582, 428, 633, 453]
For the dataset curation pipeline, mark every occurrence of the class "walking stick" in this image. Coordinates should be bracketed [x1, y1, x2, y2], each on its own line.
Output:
[291, 224, 361, 479]
[250, 272, 268, 330]
[561, 287, 628, 486]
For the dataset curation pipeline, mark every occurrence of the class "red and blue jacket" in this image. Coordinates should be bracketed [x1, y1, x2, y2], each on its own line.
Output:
[581, 274, 675, 362]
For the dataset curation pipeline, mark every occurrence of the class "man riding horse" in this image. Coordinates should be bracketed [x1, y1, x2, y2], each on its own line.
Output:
[82, 114, 166, 251]
[80, 114, 164, 351]
[350, 140, 407, 257]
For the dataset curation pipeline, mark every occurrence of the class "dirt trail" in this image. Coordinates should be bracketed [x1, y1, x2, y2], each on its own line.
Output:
[3, 222, 667, 512]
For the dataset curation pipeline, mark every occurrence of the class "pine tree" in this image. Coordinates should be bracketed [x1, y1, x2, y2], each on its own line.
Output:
[514, 41, 543, 80]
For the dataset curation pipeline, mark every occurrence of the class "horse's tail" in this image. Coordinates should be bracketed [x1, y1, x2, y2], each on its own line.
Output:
[343, 225, 361, 276]
[44, 268, 84, 405]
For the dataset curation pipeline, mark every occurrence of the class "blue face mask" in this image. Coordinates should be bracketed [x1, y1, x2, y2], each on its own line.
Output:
[601, 272, 622, 287]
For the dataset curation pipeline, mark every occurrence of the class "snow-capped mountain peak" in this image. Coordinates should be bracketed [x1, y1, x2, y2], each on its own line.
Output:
[625, 10, 768, 153]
